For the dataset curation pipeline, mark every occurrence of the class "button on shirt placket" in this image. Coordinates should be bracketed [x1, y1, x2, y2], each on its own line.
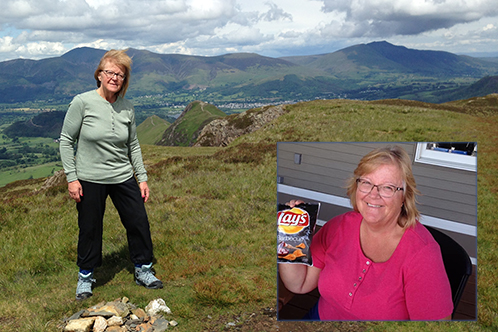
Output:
[111, 108, 116, 132]
[346, 260, 371, 309]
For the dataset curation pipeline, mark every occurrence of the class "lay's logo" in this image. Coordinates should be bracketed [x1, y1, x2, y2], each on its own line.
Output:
[277, 207, 310, 234]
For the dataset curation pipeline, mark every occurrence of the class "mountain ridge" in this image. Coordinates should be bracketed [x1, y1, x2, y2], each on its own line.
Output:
[281, 41, 496, 77]
[0, 41, 497, 104]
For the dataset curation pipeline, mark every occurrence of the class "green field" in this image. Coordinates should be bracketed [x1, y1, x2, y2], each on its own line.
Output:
[0, 161, 62, 187]
[0, 132, 61, 186]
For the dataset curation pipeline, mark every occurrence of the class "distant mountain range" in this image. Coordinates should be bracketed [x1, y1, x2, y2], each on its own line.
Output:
[0, 41, 497, 104]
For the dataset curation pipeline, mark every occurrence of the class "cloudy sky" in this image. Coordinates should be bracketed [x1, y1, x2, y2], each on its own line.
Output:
[1, 0, 497, 62]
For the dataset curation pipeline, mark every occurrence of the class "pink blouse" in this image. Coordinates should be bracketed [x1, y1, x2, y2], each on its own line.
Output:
[311, 211, 453, 320]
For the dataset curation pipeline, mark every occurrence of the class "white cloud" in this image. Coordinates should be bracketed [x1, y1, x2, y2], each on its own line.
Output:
[15, 41, 66, 57]
[0, 0, 497, 61]
[0, 34, 66, 60]
[260, 2, 293, 22]
[483, 24, 494, 32]
[320, 0, 498, 36]
[0, 36, 16, 54]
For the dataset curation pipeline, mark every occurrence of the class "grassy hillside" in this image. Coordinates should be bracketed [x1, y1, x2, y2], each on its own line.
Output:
[158, 101, 226, 146]
[0, 98, 497, 331]
[0, 134, 62, 187]
[434, 76, 498, 103]
[136, 115, 170, 145]
[0, 161, 61, 188]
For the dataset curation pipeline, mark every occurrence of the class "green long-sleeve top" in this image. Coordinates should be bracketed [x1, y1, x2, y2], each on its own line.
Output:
[59, 90, 148, 184]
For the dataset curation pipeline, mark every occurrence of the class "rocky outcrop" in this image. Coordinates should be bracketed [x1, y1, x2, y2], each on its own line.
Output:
[193, 104, 288, 147]
[39, 169, 66, 191]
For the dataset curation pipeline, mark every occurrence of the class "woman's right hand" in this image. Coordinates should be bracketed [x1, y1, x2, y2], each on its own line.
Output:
[68, 180, 83, 202]
[279, 199, 320, 294]
[286, 199, 305, 208]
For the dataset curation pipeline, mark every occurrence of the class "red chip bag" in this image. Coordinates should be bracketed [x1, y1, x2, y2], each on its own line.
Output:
[277, 203, 320, 266]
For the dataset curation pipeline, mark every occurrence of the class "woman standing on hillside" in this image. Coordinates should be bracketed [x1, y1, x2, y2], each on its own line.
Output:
[60, 49, 163, 301]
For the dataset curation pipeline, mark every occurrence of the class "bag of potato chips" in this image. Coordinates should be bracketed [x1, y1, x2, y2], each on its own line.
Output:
[277, 202, 320, 266]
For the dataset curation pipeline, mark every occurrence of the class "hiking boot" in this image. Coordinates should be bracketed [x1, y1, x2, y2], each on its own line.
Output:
[76, 271, 95, 301]
[135, 263, 163, 289]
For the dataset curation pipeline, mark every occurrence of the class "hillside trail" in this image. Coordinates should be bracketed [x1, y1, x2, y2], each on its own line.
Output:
[29, 118, 43, 127]
[200, 101, 210, 115]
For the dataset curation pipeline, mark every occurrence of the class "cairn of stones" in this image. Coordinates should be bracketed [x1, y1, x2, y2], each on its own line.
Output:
[61, 297, 177, 332]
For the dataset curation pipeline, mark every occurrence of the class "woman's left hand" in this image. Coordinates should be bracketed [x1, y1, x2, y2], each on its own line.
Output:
[139, 181, 150, 203]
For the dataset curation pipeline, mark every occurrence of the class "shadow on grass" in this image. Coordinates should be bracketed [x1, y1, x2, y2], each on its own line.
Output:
[92, 245, 160, 288]
[93, 245, 134, 289]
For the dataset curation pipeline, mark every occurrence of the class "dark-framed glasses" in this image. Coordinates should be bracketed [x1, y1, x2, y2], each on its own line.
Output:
[102, 70, 126, 81]
[356, 178, 403, 198]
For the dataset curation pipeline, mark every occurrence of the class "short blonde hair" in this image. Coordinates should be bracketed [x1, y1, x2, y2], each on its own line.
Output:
[346, 145, 421, 228]
[94, 49, 132, 98]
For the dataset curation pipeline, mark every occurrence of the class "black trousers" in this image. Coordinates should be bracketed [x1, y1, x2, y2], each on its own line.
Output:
[76, 177, 154, 270]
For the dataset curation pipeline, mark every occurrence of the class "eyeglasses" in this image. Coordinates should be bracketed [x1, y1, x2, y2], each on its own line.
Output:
[101, 70, 126, 81]
[356, 178, 403, 198]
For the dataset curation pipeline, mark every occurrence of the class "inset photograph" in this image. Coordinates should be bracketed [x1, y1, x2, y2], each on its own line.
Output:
[277, 142, 477, 321]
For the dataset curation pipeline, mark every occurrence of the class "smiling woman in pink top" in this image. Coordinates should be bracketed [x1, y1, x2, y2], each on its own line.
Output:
[278, 145, 453, 321]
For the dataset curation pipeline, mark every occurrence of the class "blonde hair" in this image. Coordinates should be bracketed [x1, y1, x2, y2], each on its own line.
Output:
[94, 49, 132, 98]
[346, 145, 421, 228]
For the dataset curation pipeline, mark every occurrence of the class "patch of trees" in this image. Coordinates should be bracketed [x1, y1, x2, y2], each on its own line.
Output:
[0, 143, 60, 170]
